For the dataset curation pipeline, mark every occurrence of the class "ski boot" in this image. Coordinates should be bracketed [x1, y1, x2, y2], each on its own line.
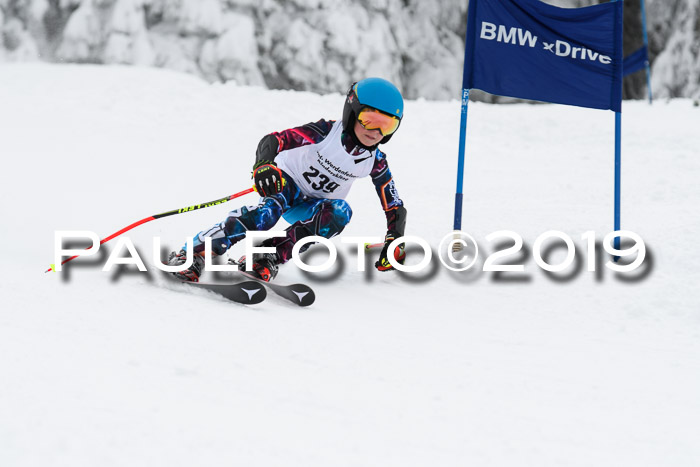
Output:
[166, 249, 205, 282]
[236, 252, 280, 282]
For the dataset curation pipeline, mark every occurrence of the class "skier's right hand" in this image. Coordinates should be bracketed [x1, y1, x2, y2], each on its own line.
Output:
[253, 160, 284, 197]
[375, 231, 406, 272]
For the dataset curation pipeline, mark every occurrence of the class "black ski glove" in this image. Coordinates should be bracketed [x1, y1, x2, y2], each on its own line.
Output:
[252, 160, 284, 197]
[375, 231, 406, 271]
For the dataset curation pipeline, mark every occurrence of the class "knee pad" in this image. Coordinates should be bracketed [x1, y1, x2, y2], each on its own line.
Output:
[323, 199, 352, 227]
[314, 200, 352, 238]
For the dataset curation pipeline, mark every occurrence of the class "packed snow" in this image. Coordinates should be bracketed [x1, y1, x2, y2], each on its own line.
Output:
[1, 63, 699, 467]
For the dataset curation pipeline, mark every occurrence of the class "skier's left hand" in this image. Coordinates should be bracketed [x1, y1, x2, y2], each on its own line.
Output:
[375, 232, 406, 271]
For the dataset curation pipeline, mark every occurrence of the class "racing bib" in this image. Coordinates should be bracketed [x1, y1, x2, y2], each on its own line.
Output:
[275, 120, 375, 199]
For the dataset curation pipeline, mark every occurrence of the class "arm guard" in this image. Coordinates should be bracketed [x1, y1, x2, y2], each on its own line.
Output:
[255, 134, 280, 165]
[386, 206, 407, 238]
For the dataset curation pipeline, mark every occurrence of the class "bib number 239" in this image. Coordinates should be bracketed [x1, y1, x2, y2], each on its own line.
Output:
[302, 166, 340, 194]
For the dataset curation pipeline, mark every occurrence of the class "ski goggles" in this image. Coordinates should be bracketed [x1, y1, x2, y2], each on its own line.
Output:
[357, 107, 401, 136]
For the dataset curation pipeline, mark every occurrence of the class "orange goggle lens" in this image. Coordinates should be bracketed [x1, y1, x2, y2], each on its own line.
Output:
[357, 108, 400, 136]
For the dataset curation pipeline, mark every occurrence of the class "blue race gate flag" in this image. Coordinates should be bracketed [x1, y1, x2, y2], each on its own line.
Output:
[463, 0, 624, 112]
[623, 46, 649, 77]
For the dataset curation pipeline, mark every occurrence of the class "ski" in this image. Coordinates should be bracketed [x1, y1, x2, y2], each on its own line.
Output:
[233, 271, 315, 307]
[182, 280, 267, 305]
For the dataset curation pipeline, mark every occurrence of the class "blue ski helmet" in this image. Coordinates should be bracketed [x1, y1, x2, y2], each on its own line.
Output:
[343, 77, 404, 145]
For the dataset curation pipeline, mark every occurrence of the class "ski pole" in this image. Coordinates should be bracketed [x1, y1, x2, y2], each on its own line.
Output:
[47, 187, 256, 273]
[364, 242, 384, 251]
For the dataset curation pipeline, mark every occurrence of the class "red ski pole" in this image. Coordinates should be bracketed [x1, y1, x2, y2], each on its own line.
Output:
[47, 187, 256, 272]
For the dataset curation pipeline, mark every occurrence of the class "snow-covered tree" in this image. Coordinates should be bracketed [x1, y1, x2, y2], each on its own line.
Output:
[103, 0, 154, 65]
[649, 0, 700, 99]
[178, 0, 222, 36]
[1, 0, 698, 101]
[200, 12, 264, 85]
[56, 0, 105, 62]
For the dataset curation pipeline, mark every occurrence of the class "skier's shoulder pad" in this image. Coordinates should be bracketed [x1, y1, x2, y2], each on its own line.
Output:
[305, 119, 336, 140]
[370, 147, 390, 179]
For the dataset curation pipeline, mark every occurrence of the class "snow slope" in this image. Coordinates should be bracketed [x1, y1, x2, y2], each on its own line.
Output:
[1, 63, 699, 467]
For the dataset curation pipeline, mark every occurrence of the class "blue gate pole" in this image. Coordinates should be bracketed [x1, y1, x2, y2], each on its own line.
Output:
[453, 89, 471, 231]
[640, 0, 653, 104]
[614, 111, 622, 253]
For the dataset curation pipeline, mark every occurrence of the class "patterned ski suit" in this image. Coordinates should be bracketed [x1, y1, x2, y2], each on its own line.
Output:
[191, 119, 405, 263]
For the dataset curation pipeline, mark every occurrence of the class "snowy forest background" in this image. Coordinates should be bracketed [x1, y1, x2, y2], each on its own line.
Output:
[1, 0, 698, 101]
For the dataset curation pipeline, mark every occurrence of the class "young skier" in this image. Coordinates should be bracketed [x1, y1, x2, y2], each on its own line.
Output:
[168, 77, 407, 282]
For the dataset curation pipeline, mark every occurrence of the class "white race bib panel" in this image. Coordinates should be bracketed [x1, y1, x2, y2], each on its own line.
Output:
[275, 121, 375, 199]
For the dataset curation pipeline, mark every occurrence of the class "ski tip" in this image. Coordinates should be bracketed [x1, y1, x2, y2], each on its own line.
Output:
[183, 280, 267, 305]
[291, 287, 315, 307]
[237, 280, 268, 305]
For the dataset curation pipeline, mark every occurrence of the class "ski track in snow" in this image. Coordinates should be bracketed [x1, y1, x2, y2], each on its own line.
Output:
[1, 63, 699, 467]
